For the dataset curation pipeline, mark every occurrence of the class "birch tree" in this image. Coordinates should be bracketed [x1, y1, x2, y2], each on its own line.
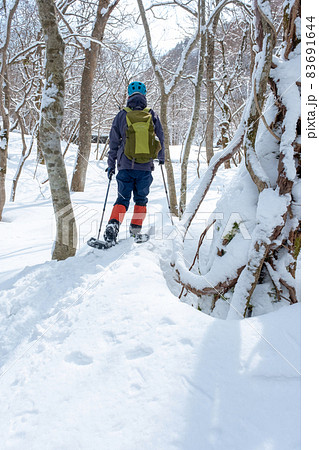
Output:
[173, 0, 301, 318]
[71, 0, 120, 192]
[36, 0, 77, 260]
[0, 0, 19, 220]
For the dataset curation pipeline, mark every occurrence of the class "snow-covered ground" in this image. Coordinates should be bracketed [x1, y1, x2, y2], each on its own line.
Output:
[0, 133, 300, 449]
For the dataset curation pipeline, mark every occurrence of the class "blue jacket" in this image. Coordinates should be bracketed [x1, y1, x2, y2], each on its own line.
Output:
[108, 93, 165, 171]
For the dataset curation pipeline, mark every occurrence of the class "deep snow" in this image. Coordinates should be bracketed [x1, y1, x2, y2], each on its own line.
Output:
[0, 133, 300, 449]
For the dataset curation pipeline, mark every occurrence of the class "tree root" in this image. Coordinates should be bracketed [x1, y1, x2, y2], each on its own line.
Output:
[177, 264, 245, 299]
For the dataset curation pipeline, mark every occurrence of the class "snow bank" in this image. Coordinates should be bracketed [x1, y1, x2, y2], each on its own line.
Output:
[0, 242, 300, 449]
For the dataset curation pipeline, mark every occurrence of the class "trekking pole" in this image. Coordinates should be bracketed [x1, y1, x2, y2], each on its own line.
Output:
[87, 174, 114, 249]
[97, 177, 112, 240]
[160, 165, 174, 225]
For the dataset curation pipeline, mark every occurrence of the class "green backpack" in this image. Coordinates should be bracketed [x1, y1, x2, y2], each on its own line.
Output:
[123, 107, 161, 164]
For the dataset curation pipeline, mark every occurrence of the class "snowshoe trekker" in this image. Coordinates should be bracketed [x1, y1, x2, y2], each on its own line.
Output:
[103, 81, 165, 246]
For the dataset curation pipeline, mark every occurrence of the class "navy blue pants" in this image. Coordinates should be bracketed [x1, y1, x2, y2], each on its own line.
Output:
[114, 169, 153, 210]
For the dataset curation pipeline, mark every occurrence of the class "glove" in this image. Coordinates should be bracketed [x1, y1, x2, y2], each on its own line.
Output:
[107, 167, 115, 180]
[158, 160, 165, 165]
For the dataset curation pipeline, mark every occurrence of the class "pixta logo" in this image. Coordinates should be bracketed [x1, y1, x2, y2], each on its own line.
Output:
[54, 204, 99, 249]
[53, 206, 251, 249]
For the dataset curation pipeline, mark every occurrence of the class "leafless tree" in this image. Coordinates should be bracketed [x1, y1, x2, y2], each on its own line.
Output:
[70, 0, 120, 192]
[206, 0, 220, 164]
[0, 0, 20, 220]
[36, 0, 77, 260]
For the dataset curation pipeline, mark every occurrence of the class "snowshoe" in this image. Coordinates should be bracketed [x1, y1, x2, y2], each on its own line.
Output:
[87, 237, 115, 250]
[134, 233, 150, 244]
[129, 224, 150, 244]
[87, 223, 119, 250]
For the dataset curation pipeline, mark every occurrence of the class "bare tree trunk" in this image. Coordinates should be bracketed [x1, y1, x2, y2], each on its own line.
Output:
[160, 94, 178, 216]
[179, 0, 206, 216]
[71, 0, 120, 192]
[35, 31, 45, 165]
[10, 118, 36, 202]
[219, 39, 232, 169]
[205, 2, 220, 164]
[206, 30, 215, 164]
[221, 124, 231, 169]
[0, 0, 20, 220]
[36, 0, 77, 260]
[0, 67, 10, 221]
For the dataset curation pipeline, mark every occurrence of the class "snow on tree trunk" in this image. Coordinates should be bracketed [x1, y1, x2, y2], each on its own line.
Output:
[0, 0, 20, 221]
[181, 120, 245, 235]
[35, 39, 45, 166]
[36, 0, 77, 261]
[0, 66, 10, 221]
[71, 0, 120, 192]
[174, 0, 301, 319]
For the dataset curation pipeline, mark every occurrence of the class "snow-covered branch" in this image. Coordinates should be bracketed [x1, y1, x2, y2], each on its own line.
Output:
[146, 0, 197, 17]
[0, 0, 20, 54]
[181, 121, 245, 234]
[174, 0, 301, 318]
[8, 42, 45, 65]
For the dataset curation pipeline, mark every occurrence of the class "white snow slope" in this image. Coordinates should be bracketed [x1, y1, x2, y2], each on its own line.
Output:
[0, 134, 300, 449]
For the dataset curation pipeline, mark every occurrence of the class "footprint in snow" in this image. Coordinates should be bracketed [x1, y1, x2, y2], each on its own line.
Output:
[179, 338, 194, 347]
[159, 317, 176, 326]
[64, 351, 93, 366]
[126, 346, 154, 360]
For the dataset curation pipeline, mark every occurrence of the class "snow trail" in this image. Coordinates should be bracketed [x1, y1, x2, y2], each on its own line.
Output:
[0, 240, 300, 449]
[0, 134, 300, 449]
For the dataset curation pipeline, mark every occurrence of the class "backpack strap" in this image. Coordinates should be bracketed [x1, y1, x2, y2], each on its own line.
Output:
[123, 107, 132, 127]
[145, 107, 156, 124]
[124, 107, 152, 127]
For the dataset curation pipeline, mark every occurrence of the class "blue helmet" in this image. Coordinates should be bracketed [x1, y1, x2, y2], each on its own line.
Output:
[128, 81, 146, 97]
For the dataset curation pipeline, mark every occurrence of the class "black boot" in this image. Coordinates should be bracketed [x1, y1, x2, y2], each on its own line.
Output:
[129, 224, 142, 238]
[104, 222, 119, 245]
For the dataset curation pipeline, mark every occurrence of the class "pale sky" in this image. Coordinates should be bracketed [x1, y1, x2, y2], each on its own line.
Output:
[119, 0, 196, 53]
